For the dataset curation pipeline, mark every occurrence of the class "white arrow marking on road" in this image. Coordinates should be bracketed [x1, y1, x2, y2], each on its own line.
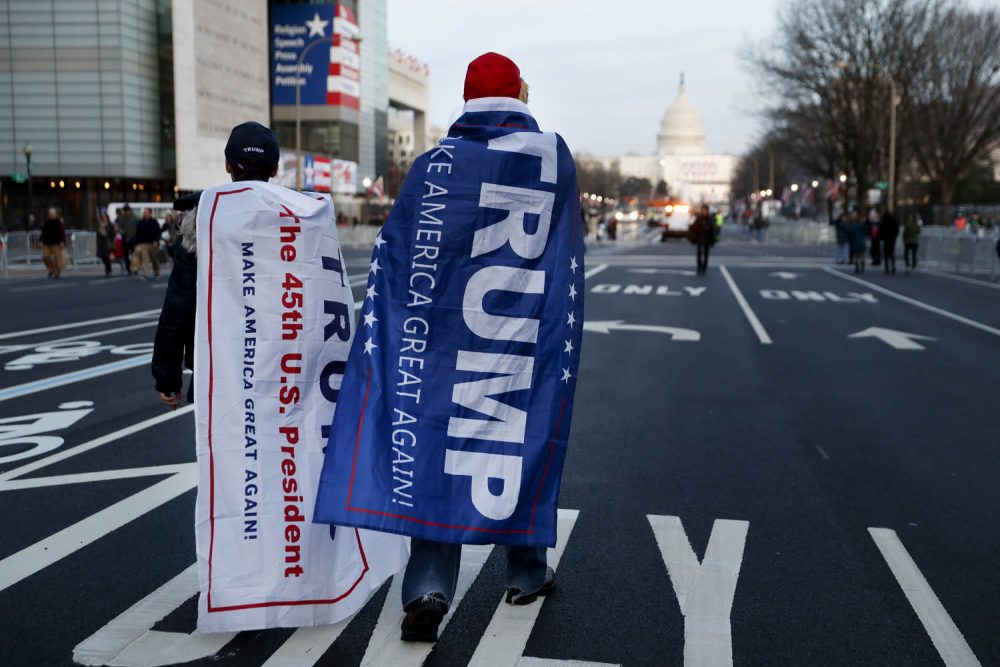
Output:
[648, 515, 749, 667]
[583, 320, 700, 341]
[769, 271, 799, 279]
[869, 528, 982, 666]
[628, 268, 697, 276]
[848, 327, 936, 350]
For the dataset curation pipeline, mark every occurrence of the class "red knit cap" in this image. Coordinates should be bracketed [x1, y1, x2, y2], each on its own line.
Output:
[463, 52, 521, 101]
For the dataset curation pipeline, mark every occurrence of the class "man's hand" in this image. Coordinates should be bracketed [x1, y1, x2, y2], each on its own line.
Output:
[159, 391, 182, 410]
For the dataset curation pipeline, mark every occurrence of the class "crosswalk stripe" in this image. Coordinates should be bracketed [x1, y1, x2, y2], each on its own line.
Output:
[260, 622, 350, 667]
[360, 544, 493, 666]
[469, 509, 580, 666]
[0, 470, 196, 594]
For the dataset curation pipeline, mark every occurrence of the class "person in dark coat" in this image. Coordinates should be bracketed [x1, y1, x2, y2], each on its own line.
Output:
[879, 209, 900, 274]
[40, 208, 67, 278]
[96, 212, 116, 277]
[152, 121, 280, 410]
[689, 204, 716, 274]
[834, 212, 850, 264]
[848, 209, 868, 273]
[117, 204, 137, 275]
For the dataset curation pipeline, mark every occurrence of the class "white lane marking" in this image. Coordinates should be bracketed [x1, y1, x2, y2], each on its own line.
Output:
[0, 469, 196, 593]
[719, 266, 773, 345]
[360, 544, 493, 666]
[517, 660, 620, 667]
[0, 321, 156, 357]
[584, 264, 608, 280]
[261, 621, 350, 667]
[628, 268, 696, 276]
[770, 271, 799, 279]
[848, 327, 936, 350]
[10, 282, 76, 293]
[582, 320, 700, 341]
[0, 463, 193, 491]
[648, 515, 749, 667]
[869, 528, 982, 666]
[823, 267, 1000, 338]
[0, 405, 193, 482]
[73, 564, 237, 667]
[350, 274, 368, 287]
[468, 509, 579, 667]
[0, 354, 152, 402]
[0, 309, 160, 341]
[922, 268, 1000, 291]
[815, 445, 830, 460]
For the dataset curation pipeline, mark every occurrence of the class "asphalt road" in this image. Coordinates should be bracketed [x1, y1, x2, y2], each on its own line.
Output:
[1, 230, 998, 666]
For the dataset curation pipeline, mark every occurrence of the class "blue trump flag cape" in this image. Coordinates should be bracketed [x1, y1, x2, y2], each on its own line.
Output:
[314, 97, 584, 547]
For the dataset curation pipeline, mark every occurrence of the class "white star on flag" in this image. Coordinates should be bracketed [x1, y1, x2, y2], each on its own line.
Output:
[564, 339, 574, 354]
[305, 12, 329, 37]
[366, 284, 378, 301]
[569, 256, 579, 274]
[568, 283, 577, 300]
[567, 311, 576, 327]
[373, 234, 386, 250]
[370, 258, 381, 275]
[561, 368, 572, 383]
[363, 310, 377, 327]
[363, 337, 377, 355]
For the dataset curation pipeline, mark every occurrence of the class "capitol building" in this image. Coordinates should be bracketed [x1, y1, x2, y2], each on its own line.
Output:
[587, 75, 736, 205]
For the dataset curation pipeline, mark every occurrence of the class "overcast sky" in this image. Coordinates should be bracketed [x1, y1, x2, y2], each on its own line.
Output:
[387, 0, 787, 158]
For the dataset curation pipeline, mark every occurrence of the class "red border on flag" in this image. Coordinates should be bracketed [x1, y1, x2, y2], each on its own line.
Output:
[207, 188, 369, 612]
[344, 367, 568, 536]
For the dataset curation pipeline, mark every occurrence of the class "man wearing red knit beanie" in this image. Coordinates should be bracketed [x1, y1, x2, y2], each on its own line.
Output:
[395, 52, 556, 644]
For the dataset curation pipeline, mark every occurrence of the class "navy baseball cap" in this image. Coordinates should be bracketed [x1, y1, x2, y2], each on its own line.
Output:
[225, 121, 279, 171]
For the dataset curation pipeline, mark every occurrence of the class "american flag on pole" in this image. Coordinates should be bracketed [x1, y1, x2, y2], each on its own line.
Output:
[826, 179, 839, 200]
[368, 175, 385, 203]
[327, 4, 360, 109]
[313, 156, 332, 193]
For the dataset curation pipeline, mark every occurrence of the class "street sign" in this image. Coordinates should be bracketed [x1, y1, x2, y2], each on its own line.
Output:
[10, 173, 27, 184]
[876, 180, 889, 190]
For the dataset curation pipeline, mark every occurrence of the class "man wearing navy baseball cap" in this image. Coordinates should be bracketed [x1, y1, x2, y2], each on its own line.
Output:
[152, 120, 280, 410]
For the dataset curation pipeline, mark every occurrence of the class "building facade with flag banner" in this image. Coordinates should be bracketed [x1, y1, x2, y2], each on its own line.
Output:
[314, 98, 585, 547]
[193, 181, 406, 631]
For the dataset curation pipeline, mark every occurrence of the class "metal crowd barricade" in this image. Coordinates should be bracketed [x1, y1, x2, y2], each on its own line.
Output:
[68, 231, 99, 266]
[919, 228, 1000, 279]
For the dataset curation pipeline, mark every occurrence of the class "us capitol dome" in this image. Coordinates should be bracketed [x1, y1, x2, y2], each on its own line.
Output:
[586, 74, 735, 205]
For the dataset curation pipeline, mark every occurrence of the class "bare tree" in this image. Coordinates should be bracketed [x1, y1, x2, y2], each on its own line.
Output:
[907, 6, 1000, 204]
[745, 0, 940, 209]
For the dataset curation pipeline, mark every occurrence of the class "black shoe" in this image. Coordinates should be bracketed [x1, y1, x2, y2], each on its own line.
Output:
[400, 593, 448, 642]
[506, 567, 556, 606]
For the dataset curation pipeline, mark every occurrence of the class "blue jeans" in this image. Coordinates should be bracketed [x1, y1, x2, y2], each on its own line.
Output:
[401, 538, 548, 608]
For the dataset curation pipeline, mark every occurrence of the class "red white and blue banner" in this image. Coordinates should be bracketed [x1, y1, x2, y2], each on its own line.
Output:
[314, 98, 585, 547]
[194, 182, 406, 632]
[271, 3, 359, 110]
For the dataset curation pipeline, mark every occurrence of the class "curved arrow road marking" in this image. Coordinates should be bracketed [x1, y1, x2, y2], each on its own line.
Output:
[583, 320, 700, 341]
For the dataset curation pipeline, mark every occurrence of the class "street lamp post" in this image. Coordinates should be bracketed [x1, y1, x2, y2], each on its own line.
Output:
[361, 176, 372, 225]
[23, 143, 33, 229]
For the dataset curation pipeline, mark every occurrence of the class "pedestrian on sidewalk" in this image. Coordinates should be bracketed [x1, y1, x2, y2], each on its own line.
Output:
[880, 209, 899, 274]
[689, 204, 716, 274]
[903, 212, 921, 271]
[96, 212, 116, 278]
[834, 211, 850, 264]
[117, 204, 137, 275]
[848, 209, 868, 273]
[867, 207, 882, 266]
[133, 208, 161, 280]
[40, 207, 66, 279]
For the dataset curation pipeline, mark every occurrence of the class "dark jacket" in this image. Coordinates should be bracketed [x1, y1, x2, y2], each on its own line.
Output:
[689, 214, 716, 245]
[152, 205, 197, 400]
[40, 217, 66, 245]
[96, 223, 115, 256]
[848, 220, 868, 253]
[135, 217, 161, 244]
[118, 212, 137, 240]
[834, 216, 850, 243]
[880, 211, 900, 243]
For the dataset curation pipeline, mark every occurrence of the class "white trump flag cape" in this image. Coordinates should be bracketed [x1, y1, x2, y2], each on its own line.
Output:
[193, 181, 407, 632]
